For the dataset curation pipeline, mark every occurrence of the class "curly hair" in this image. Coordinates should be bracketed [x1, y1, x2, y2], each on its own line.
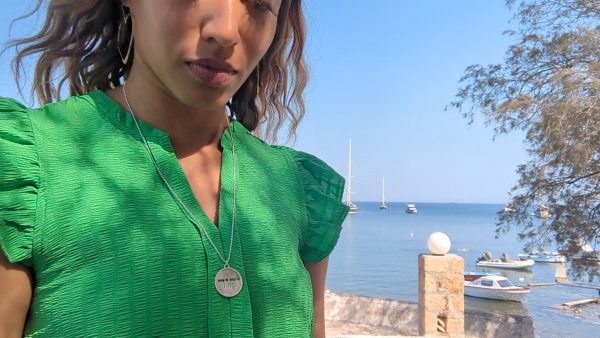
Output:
[6, 0, 307, 142]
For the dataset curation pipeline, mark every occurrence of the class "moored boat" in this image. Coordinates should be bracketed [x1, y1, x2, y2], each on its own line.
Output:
[518, 251, 567, 263]
[572, 251, 600, 264]
[502, 203, 516, 213]
[464, 275, 530, 302]
[405, 201, 417, 214]
[476, 259, 535, 269]
[534, 203, 552, 218]
[348, 202, 358, 214]
[476, 252, 535, 270]
[346, 139, 358, 214]
[379, 176, 387, 209]
[464, 271, 500, 282]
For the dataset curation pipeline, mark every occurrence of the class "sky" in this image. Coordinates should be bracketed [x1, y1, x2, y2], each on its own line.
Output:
[0, 1, 529, 204]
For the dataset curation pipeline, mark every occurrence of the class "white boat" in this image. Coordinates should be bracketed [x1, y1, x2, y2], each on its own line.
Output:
[476, 252, 535, 270]
[379, 176, 387, 209]
[572, 251, 600, 264]
[346, 139, 358, 214]
[405, 201, 417, 214]
[534, 203, 551, 219]
[518, 251, 566, 263]
[502, 203, 516, 213]
[348, 202, 358, 214]
[464, 271, 500, 282]
[464, 275, 530, 302]
[476, 259, 535, 270]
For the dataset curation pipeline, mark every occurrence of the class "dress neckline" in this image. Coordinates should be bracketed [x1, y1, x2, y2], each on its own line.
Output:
[83, 89, 253, 311]
[85, 89, 244, 151]
[84, 89, 241, 232]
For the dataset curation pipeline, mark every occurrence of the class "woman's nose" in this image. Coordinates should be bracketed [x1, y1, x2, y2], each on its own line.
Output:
[201, 0, 242, 47]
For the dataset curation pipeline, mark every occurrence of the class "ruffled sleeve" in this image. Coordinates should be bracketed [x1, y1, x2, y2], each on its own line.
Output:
[286, 149, 349, 263]
[0, 98, 39, 267]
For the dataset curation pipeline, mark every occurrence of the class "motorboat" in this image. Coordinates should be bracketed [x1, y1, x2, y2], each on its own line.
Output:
[476, 259, 535, 270]
[534, 204, 552, 219]
[518, 251, 566, 263]
[571, 243, 600, 265]
[572, 251, 600, 264]
[464, 271, 500, 282]
[405, 201, 417, 214]
[464, 275, 530, 302]
[476, 252, 535, 270]
[502, 203, 516, 213]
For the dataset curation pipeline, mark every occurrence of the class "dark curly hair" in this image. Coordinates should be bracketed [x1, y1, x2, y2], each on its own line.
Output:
[6, 0, 308, 142]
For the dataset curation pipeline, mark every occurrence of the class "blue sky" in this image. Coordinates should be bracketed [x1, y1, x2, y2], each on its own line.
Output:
[0, 1, 528, 204]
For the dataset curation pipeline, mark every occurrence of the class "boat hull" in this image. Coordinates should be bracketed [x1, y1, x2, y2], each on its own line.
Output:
[348, 203, 358, 214]
[476, 259, 535, 270]
[464, 284, 529, 302]
[532, 255, 566, 263]
[518, 253, 567, 263]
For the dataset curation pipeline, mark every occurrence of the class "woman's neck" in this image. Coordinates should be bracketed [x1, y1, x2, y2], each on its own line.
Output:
[108, 69, 230, 157]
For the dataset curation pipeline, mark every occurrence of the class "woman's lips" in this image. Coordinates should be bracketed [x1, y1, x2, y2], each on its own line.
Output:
[185, 59, 238, 86]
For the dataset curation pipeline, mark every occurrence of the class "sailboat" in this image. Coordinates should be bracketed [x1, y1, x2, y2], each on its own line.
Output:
[379, 176, 387, 209]
[346, 139, 358, 214]
[534, 166, 552, 219]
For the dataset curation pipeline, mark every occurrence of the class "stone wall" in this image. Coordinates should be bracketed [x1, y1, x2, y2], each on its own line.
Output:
[464, 308, 534, 338]
[325, 292, 534, 338]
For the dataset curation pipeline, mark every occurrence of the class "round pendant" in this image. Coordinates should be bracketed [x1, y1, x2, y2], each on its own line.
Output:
[214, 267, 243, 297]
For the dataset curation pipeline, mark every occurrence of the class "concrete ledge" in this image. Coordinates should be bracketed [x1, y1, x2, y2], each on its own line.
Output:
[464, 308, 534, 338]
[326, 292, 418, 333]
[325, 292, 534, 338]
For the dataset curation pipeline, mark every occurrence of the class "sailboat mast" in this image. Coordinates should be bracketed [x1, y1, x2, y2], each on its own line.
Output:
[347, 139, 352, 206]
[382, 176, 385, 205]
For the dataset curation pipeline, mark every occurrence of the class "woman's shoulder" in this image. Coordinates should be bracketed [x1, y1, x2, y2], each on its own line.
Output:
[0, 96, 32, 120]
[1, 91, 106, 124]
[268, 146, 348, 263]
[273, 145, 343, 183]
[0, 97, 36, 145]
[232, 122, 344, 184]
[0, 98, 42, 267]
[0, 91, 117, 148]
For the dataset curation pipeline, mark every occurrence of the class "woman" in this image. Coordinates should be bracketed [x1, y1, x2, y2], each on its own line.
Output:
[0, 1, 348, 337]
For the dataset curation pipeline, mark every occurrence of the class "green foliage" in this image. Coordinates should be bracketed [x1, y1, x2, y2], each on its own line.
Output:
[451, 0, 600, 278]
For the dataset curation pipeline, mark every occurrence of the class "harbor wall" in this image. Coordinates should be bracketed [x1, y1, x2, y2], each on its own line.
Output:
[325, 292, 534, 338]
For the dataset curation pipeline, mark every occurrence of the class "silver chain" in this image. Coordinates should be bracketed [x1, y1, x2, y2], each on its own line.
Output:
[122, 84, 237, 267]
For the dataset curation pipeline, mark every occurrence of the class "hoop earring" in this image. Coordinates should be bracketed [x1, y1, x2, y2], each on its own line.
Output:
[117, 9, 133, 65]
[255, 64, 260, 96]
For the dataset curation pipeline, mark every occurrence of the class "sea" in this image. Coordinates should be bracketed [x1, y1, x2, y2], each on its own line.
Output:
[326, 202, 600, 338]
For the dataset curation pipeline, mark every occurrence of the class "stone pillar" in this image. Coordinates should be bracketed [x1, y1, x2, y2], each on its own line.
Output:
[418, 254, 464, 337]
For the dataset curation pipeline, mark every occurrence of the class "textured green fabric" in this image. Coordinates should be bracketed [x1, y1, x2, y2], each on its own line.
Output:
[0, 91, 348, 338]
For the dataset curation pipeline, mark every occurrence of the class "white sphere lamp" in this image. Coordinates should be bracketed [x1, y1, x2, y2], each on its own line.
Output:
[427, 232, 451, 255]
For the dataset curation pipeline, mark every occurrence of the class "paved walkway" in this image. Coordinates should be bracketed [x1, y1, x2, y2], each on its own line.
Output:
[326, 320, 466, 338]
[326, 320, 413, 337]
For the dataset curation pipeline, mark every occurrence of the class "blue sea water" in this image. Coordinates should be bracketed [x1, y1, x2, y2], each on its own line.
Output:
[327, 202, 599, 338]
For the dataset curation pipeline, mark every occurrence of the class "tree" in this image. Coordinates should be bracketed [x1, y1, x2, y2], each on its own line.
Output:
[450, 0, 600, 278]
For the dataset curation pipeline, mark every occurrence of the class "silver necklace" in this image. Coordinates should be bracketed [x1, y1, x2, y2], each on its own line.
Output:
[122, 84, 243, 298]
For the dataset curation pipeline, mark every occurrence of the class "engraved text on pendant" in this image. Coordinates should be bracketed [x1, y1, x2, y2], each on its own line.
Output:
[215, 267, 243, 297]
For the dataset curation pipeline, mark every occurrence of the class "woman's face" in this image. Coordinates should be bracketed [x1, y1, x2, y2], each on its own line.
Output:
[127, 0, 281, 110]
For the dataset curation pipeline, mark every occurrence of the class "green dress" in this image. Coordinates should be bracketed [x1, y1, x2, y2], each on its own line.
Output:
[0, 91, 348, 337]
